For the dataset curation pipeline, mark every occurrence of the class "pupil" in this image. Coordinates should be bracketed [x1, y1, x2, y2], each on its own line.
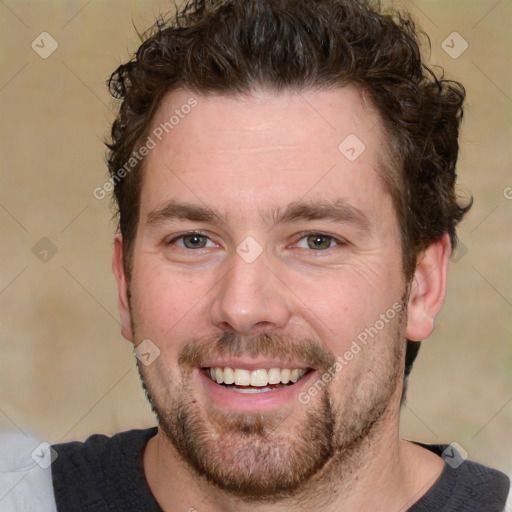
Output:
[308, 235, 330, 250]
[185, 235, 206, 248]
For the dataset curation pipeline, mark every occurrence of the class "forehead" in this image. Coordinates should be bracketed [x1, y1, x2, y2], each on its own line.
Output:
[138, 86, 391, 222]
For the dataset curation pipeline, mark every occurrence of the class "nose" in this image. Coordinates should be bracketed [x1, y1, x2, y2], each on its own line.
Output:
[209, 250, 293, 336]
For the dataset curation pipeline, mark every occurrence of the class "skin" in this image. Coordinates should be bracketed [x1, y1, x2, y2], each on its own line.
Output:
[112, 86, 450, 511]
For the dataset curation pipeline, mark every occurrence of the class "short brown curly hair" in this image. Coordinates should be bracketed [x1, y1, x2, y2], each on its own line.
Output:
[106, 0, 471, 281]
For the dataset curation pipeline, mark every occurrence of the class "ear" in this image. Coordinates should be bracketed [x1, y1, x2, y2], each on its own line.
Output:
[112, 232, 135, 342]
[406, 233, 451, 342]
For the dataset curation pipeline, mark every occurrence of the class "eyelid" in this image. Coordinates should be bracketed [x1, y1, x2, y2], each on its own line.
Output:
[164, 230, 347, 249]
[292, 231, 348, 248]
[165, 230, 218, 247]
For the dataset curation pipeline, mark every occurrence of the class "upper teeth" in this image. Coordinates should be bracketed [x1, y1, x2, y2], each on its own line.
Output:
[207, 367, 307, 386]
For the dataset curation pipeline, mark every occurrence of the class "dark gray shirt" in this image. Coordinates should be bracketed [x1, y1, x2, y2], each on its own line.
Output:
[50, 428, 510, 511]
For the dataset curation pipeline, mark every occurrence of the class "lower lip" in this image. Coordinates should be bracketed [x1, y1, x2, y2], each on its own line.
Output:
[197, 368, 316, 413]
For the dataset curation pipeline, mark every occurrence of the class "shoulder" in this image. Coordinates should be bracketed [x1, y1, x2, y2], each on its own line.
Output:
[52, 427, 158, 471]
[0, 430, 57, 512]
[410, 442, 510, 512]
[51, 427, 158, 512]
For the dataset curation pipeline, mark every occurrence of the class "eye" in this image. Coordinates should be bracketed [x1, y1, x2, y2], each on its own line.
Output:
[295, 233, 341, 250]
[168, 233, 216, 249]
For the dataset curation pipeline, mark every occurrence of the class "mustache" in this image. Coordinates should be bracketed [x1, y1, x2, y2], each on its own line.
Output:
[178, 332, 336, 372]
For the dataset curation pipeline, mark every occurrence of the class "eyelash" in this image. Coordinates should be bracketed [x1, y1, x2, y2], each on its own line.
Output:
[165, 231, 346, 250]
[292, 231, 346, 250]
[165, 231, 215, 248]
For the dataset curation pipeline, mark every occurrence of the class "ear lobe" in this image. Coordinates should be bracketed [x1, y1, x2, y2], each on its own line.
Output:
[405, 234, 451, 342]
[112, 232, 135, 342]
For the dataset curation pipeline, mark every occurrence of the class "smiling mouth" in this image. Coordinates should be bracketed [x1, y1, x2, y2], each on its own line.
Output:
[202, 366, 312, 394]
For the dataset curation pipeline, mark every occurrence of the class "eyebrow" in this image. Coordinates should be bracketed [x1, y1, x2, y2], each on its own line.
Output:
[145, 198, 371, 232]
[145, 201, 224, 226]
[269, 199, 371, 232]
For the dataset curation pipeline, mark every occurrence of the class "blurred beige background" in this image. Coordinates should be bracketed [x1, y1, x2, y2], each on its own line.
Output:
[0, 0, 511, 477]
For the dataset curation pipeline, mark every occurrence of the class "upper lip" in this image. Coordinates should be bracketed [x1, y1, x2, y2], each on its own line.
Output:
[199, 359, 312, 371]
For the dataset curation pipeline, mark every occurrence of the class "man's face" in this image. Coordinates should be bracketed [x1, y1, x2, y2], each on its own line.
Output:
[118, 87, 411, 500]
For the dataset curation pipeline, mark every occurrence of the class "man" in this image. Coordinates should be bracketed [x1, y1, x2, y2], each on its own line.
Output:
[5, 0, 509, 510]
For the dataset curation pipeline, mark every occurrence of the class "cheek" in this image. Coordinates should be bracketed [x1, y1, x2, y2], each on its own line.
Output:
[319, 306, 406, 400]
[138, 354, 179, 409]
[130, 260, 212, 340]
[291, 262, 403, 348]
